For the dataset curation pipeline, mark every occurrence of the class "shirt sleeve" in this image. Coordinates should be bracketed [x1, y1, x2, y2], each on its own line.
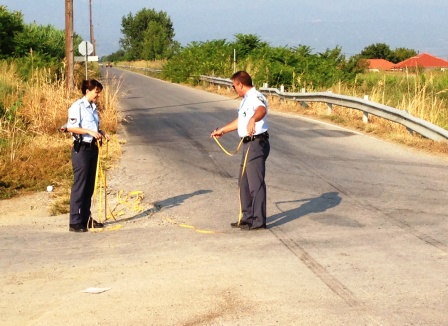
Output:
[254, 94, 267, 109]
[67, 101, 81, 128]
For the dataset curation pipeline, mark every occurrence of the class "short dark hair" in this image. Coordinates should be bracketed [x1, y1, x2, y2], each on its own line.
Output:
[81, 79, 103, 95]
[231, 71, 253, 87]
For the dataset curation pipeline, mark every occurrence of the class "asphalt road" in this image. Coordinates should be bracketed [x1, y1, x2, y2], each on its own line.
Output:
[1, 67, 448, 325]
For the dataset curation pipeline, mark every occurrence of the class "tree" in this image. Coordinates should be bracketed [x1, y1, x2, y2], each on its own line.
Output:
[359, 43, 417, 63]
[0, 7, 74, 79]
[0, 6, 24, 59]
[359, 43, 392, 60]
[389, 47, 417, 63]
[233, 34, 268, 58]
[162, 39, 233, 83]
[120, 8, 177, 60]
[141, 21, 180, 60]
[14, 23, 66, 59]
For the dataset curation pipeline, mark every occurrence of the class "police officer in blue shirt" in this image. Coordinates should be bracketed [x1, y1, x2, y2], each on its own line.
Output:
[66, 79, 110, 232]
[211, 71, 270, 230]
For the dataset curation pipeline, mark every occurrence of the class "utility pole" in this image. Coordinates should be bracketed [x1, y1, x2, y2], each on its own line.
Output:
[65, 0, 74, 89]
[89, 0, 96, 56]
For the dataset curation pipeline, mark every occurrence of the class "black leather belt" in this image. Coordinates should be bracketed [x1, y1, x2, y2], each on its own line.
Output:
[80, 141, 97, 148]
[242, 131, 269, 143]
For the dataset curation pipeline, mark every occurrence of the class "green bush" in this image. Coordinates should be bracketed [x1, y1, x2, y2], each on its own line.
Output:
[162, 35, 365, 90]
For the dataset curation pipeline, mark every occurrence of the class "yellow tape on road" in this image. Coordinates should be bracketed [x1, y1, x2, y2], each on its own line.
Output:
[179, 223, 217, 234]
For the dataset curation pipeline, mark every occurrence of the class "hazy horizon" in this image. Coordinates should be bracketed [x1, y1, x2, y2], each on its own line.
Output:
[2, 0, 448, 59]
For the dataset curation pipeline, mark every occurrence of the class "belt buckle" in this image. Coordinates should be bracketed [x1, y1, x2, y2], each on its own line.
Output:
[82, 140, 94, 148]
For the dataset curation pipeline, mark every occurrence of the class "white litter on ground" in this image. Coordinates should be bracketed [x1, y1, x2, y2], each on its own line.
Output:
[81, 287, 111, 294]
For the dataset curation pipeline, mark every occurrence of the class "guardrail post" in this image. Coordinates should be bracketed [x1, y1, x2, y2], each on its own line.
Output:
[363, 95, 369, 123]
[263, 82, 268, 88]
[327, 91, 333, 114]
[280, 85, 285, 103]
[301, 88, 307, 108]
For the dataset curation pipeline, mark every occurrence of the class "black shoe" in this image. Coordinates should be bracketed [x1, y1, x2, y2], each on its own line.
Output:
[240, 223, 266, 231]
[87, 218, 104, 228]
[231, 221, 249, 228]
[69, 223, 88, 233]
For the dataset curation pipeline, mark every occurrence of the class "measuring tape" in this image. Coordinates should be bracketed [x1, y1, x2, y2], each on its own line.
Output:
[212, 136, 251, 226]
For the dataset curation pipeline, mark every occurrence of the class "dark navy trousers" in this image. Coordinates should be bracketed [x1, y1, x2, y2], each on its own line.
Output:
[69, 146, 98, 225]
[239, 138, 270, 228]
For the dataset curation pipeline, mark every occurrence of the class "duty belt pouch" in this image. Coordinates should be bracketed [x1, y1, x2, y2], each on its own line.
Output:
[73, 140, 81, 153]
[73, 134, 82, 153]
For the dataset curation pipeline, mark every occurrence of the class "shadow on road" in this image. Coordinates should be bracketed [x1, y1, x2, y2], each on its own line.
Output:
[105, 190, 213, 225]
[156, 189, 213, 210]
[268, 191, 342, 227]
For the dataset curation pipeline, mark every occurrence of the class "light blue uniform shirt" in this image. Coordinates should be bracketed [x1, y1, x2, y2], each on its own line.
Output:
[67, 97, 99, 143]
[237, 87, 268, 137]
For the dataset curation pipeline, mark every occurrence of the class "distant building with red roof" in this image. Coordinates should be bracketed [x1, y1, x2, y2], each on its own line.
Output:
[367, 59, 395, 71]
[393, 53, 448, 71]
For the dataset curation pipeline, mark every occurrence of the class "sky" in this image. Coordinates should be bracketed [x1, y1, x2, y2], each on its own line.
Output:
[2, 0, 448, 59]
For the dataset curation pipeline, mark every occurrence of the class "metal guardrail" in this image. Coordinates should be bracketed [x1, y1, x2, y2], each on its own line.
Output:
[200, 75, 448, 142]
[200, 75, 233, 87]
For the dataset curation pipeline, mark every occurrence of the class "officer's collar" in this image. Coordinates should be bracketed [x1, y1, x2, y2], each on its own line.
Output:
[82, 97, 95, 108]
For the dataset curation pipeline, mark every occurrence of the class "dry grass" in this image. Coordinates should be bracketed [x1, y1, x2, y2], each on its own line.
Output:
[96, 70, 123, 133]
[0, 62, 123, 207]
[334, 74, 448, 129]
